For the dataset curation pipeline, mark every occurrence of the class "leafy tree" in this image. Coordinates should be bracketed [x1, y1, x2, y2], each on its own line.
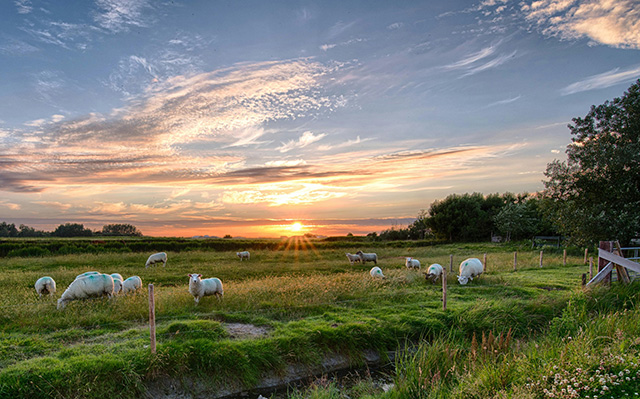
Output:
[101, 224, 143, 236]
[52, 223, 93, 237]
[18, 224, 47, 237]
[0, 222, 18, 237]
[494, 202, 538, 241]
[542, 80, 640, 246]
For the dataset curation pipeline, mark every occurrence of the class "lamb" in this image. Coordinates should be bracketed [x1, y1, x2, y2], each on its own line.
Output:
[122, 276, 142, 295]
[346, 253, 362, 265]
[57, 273, 114, 309]
[405, 257, 421, 270]
[145, 252, 167, 268]
[457, 258, 484, 285]
[188, 273, 223, 304]
[370, 266, 385, 279]
[35, 276, 56, 297]
[236, 251, 250, 261]
[424, 263, 444, 283]
[356, 250, 378, 265]
[111, 273, 123, 294]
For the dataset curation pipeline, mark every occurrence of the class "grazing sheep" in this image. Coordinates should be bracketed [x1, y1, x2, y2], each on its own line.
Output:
[35, 276, 56, 297]
[122, 276, 142, 295]
[57, 274, 114, 309]
[370, 266, 385, 279]
[236, 251, 250, 261]
[405, 257, 421, 270]
[457, 258, 484, 285]
[424, 263, 444, 283]
[145, 252, 167, 268]
[356, 250, 378, 265]
[188, 273, 223, 304]
[111, 275, 123, 294]
[346, 253, 362, 265]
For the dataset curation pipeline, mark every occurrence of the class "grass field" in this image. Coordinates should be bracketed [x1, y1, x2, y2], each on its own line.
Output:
[1, 239, 633, 398]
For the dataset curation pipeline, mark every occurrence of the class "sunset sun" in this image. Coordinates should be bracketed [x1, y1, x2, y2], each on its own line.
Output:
[291, 222, 303, 232]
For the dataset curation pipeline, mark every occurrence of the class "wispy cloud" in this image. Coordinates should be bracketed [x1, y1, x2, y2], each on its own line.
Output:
[481, 95, 522, 109]
[320, 38, 365, 52]
[441, 41, 516, 77]
[93, 0, 155, 33]
[276, 131, 327, 153]
[317, 135, 372, 151]
[560, 65, 640, 95]
[521, 0, 640, 49]
[14, 0, 33, 14]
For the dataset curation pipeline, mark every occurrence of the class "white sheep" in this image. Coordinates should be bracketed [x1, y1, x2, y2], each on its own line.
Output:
[236, 251, 250, 261]
[370, 266, 385, 279]
[57, 273, 114, 309]
[111, 274, 123, 294]
[425, 263, 444, 283]
[356, 250, 378, 265]
[122, 276, 142, 295]
[145, 252, 167, 268]
[346, 253, 362, 265]
[188, 273, 223, 304]
[35, 276, 56, 297]
[458, 258, 484, 285]
[405, 257, 421, 270]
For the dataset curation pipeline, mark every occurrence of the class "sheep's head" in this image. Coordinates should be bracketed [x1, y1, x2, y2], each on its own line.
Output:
[188, 273, 202, 284]
[457, 275, 470, 285]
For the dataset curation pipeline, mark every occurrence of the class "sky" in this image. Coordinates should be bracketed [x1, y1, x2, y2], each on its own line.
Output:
[0, 0, 639, 238]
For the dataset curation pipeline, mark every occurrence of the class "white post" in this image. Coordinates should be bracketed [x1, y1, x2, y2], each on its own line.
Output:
[483, 253, 487, 272]
[539, 250, 543, 268]
[563, 249, 567, 266]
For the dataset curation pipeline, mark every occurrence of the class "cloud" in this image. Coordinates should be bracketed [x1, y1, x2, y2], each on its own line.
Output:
[14, 0, 32, 14]
[276, 131, 327, 153]
[560, 65, 640, 95]
[317, 135, 373, 151]
[93, 0, 154, 33]
[0, 38, 39, 55]
[319, 38, 364, 52]
[481, 95, 522, 109]
[0, 59, 345, 192]
[521, 0, 640, 49]
[387, 22, 404, 30]
[441, 41, 516, 77]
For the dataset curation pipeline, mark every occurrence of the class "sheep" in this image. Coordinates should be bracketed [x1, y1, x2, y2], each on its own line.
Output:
[405, 257, 421, 270]
[188, 273, 223, 304]
[424, 263, 444, 283]
[35, 276, 56, 297]
[236, 251, 250, 261]
[346, 253, 362, 265]
[457, 258, 484, 285]
[370, 266, 385, 279]
[356, 250, 378, 265]
[57, 273, 114, 309]
[122, 276, 142, 295]
[145, 252, 167, 268]
[111, 274, 123, 294]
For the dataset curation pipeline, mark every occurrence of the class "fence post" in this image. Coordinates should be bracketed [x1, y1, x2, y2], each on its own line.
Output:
[483, 253, 487, 272]
[582, 273, 587, 286]
[449, 254, 453, 273]
[563, 249, 567, 266]
[442, 268, 447, 311]
[584, 248, 588, 264]
[514, 251, 517, 271]
[539, 250, 543, 268]
[149, 284, 156, 354]
[598, 241, 614, 285]
[589, 257, 593, 280]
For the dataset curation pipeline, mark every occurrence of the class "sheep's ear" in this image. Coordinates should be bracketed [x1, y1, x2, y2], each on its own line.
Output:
[198, 274, 202, 278]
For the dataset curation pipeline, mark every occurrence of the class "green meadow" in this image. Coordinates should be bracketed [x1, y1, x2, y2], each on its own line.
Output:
[1, 239, 638, 398]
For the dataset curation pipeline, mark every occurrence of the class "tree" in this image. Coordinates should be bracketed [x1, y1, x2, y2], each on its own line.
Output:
[52, 223, 93, 237]
[0, 222, 18, 237]
[494, 203, 538, 241]
[543, 80, 640, 246]
[101, 224, 143, 236]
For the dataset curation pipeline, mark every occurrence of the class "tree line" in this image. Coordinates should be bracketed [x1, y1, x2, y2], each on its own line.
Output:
[0, 222, 143, 238]
[373, 79, 640, 246]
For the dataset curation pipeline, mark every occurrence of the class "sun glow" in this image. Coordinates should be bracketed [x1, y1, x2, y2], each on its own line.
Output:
[291, 222, 303, 232]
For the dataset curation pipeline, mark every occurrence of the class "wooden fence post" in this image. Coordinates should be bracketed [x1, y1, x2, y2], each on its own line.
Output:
[563, 249, 567, 266]
[513, 251, 517, 271]
[442, 268, 447, 311]
[149, 284, 156, 354]
[598, 241, 614, 285]
[449, 254, 453, 273]
[539, 251, 543, 268]
[584, 248, 588, 264]
[483, 253, 487, 272]
[582, 273, 587, 286]
[589, 257, 593, 280]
